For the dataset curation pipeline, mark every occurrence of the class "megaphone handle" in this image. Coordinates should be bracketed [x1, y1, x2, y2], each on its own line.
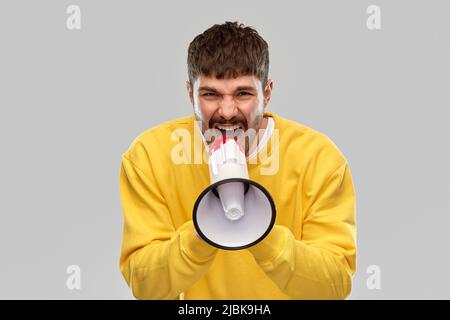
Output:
[212, 181, 250, 199]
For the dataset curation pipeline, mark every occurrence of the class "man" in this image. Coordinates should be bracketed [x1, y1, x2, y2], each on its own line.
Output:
[119, 21, 357, 299]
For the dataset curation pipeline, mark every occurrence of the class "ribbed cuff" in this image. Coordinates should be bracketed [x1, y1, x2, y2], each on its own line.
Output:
[179, 221, 218, 262]
[247, 225, 291, 263]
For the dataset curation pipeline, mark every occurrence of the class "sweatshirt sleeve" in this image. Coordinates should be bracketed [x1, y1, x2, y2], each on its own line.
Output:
[247, 161, 356, 299]
[119, 154, 218, 300]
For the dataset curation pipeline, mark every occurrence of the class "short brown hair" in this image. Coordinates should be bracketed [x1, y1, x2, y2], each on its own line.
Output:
[187, 21, 269, 88]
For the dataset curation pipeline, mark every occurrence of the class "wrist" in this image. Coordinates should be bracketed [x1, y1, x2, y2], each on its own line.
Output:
[179, 221, 218, 262]
[247, 225, 291, 263]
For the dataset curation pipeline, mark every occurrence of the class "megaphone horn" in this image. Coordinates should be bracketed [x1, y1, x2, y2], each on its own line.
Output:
[192, 136, 276, 250]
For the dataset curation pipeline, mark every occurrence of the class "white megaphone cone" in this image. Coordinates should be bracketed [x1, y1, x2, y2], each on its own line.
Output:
[216, 182, 245, 221]
[193, 134, 276, 250]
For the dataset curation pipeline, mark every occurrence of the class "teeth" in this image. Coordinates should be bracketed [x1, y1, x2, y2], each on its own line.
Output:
[216, 124, 241, 130]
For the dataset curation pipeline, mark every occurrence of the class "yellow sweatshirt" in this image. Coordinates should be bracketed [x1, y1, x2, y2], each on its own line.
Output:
[119, 112, 357, 300]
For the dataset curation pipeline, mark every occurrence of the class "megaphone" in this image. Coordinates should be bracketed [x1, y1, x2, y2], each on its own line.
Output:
[193, 135, 276, 250]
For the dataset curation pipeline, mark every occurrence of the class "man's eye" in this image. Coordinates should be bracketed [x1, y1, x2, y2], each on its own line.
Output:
[238, 91, 252, 96]
[203, 92, 216, 96]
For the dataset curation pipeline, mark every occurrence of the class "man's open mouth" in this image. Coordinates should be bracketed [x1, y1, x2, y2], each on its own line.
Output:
[212, 124, 245, 139]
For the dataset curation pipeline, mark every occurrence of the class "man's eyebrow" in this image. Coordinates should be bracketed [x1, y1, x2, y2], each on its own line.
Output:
[198, 86, 218, 92]
[235, 86, 256, 92]
[198, 86, 256, 92]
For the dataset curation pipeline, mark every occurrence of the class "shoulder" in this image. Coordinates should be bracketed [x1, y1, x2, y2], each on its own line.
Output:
[273, 113, 347, 170]
[122, 115, 195, 167]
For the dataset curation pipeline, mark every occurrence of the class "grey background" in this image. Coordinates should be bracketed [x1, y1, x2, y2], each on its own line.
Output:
[0, 0, 449, 299]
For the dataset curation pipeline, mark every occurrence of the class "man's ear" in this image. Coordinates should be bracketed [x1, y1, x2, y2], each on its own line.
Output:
[185, 80, 194, 105]
[263, 79, 274, 106]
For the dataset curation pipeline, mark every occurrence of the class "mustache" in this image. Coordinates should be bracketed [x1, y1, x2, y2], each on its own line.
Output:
[208, 117, 248, 130]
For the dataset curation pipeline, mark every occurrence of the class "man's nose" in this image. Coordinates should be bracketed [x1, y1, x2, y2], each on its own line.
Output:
[218, 96, 238, 120]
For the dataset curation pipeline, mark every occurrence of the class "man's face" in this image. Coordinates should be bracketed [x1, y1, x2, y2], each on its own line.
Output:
[186, 74, 273, 153]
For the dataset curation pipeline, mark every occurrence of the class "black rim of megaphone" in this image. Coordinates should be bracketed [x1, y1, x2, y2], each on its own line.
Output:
[192, 177, 277, 251]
